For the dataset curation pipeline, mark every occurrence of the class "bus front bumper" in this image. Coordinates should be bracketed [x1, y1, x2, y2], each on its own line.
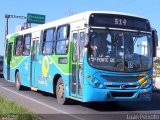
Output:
[83, 85, 152, 102]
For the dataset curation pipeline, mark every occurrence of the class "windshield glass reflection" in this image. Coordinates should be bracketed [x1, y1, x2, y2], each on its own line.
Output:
[88, 29, 152, 72]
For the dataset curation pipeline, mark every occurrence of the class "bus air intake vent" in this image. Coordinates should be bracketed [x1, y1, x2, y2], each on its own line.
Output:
[111, 92, 135, 97]
[101, 75, 143, 83]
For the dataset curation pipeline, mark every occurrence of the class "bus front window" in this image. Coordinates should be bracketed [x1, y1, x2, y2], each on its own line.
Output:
[88, 29, 152, 72]
[124, 32, 152, 72]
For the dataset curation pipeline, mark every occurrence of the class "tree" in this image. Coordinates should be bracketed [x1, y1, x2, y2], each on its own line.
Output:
[153, 57, 160, 77]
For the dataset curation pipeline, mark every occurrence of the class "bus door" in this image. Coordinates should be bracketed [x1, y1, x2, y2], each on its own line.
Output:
[7, 43, 13, 80]
[71, 30, 85, 98]
[31, 38, 39, 88]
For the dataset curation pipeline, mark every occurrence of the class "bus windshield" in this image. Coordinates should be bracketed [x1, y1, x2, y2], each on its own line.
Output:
[88, 29, 152, 72]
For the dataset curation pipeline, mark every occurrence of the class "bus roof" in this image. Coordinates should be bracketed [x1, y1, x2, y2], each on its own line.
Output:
[85, 11, 145, 19]
[6, 11, 147, 39]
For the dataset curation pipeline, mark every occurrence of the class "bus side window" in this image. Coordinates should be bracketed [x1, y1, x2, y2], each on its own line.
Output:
[56, 25, 70, 54]
[15, 36, 23, 56]
[23, 34, 31, 56]
[73, 33, 78, 62]
[42, 28, 55, 55]
[79, 32, 85, 62]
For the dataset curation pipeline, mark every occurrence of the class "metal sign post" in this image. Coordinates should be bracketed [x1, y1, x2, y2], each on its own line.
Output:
[4, 14, 27, 39]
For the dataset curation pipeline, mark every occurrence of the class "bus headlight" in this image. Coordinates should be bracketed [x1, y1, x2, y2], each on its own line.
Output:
[88, 77, 105, 89]
[140, 79, 152, 89]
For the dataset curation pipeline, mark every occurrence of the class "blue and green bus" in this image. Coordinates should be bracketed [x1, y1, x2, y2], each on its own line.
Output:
[3, 11, 158, 104]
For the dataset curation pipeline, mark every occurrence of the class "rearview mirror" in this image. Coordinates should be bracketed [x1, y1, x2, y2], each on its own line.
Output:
[152, 29, 158, 57]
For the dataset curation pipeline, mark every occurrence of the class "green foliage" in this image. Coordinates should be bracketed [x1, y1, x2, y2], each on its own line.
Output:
[153, 57, 160, 77]
[0, 96, 39, 120]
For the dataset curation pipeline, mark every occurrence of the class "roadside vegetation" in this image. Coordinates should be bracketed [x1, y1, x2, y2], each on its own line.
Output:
[0, 96, 39, 120]
[153, 57, 160, 77]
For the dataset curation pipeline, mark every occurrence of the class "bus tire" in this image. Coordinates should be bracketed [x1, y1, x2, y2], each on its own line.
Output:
[15, 71, 22, 91]
[56, 77, 68, 105]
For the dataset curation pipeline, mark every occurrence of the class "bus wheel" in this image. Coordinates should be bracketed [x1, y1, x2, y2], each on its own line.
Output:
[56, 77, 68, 105]
[15, 71, 22, 90]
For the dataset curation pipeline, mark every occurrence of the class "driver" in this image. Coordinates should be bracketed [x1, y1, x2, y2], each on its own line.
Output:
[90, 33, 111, 57]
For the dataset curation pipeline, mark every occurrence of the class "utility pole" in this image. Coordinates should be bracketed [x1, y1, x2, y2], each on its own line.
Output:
[5, 14, 27, 40]
[5, 14, 9, 40]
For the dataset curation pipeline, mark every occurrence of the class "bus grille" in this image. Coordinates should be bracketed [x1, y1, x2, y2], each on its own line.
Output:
[101, 75, 143, 83]
[106, 85, 137, 88]
[111, 92, 135, 97]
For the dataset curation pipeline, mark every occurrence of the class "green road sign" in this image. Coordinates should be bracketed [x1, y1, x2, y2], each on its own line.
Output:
[27, 13, 45, 24]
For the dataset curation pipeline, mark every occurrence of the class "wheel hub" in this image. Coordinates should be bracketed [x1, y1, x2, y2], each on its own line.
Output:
[58, 83, 64, 98]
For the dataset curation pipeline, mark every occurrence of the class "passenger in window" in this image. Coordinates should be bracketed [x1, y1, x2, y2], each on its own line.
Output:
[17, 49, 22, 55]
[23, 45, 30, 55]
[90, 33, 111, 57]
[16, 45, 23, 55]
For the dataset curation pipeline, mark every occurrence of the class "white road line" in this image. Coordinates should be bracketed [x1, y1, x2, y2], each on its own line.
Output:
[0, 85, 86, 120]
[6, 80, 15, 83]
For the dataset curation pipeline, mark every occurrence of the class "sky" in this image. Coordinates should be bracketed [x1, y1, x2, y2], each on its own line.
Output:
[0, 0, 160, 56]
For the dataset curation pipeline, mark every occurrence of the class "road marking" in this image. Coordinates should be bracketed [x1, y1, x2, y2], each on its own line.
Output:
[0, 85, 86, 120]
[6, 80, 15, 83]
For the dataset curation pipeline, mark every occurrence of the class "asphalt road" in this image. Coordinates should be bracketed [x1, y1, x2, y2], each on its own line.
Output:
[0, 78, 160, 120]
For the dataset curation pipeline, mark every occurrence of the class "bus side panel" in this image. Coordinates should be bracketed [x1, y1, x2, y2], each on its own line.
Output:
[3, 60, 7, 80]
[34, 55, 70, 96]
[17, 56, 31, 87]
[8, 56, 31, 87]
[3, 34, 31, 88]
[3, 37, 15, 82]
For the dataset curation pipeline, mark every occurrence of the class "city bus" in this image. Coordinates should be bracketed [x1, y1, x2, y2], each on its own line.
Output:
[3, 11, 158, 104]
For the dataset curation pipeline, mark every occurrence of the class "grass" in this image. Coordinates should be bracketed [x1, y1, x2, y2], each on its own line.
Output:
[0, 96, 39, 120]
